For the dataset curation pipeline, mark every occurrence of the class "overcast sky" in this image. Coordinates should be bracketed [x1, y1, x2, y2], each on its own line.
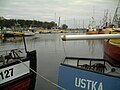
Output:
[0, 0, 119, 28]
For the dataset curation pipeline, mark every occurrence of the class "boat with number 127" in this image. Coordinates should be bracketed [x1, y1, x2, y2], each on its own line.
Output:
[0, 37, 37, 90]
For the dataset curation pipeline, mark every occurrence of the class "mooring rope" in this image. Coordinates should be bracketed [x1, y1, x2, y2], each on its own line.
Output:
[15, 52, 66, 90]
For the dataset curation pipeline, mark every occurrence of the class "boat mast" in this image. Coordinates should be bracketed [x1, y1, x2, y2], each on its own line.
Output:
[112, 0, 120, 27]
[102, 9, 108, 28]
[83, 20, 84, 29]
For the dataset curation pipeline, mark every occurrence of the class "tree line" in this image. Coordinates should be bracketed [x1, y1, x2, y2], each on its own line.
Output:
[0, 17, 68, 30]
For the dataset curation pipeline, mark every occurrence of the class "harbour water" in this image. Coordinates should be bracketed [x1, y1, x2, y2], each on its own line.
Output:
[0, 32, 104, 90]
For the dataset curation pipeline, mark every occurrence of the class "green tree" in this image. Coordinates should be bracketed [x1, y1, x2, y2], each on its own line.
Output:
[61, 24, 68, 29]
[0, 16, 66, 29]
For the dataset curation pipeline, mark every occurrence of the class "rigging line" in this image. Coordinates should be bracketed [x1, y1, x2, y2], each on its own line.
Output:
[15, 52, 66, 90]
[61, 36, 67, 58]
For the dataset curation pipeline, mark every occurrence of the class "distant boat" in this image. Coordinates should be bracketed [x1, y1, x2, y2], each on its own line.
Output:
[3, 31, 24, 38]
[3, 22, 24, 38]
[86, 25, 105, 34]
[0, 37, 37, 90]
[34, 31, 39, 34]
[13, 31, 24, 36]
[86, 30, 105, 34]
[0, 37, 23, 42]
[23, 30, 35, 36]
[86, 10, 105, 35]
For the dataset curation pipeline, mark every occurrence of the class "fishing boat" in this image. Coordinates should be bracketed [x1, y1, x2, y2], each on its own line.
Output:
[0, 37, 37, 90]
[3, 30, 35, 37]
[58, 34, 120, 90]
[86, 22, 99, 34]
[3, 23, 24, 38]
[58, 57, 120, 90]
[86, 26, 105, 34]
[3, 31, 24, 38]
[0, 37, 23, 43]
[86, 29, 98, 34]
[86, 29, 104, 34]
[86, 14, 104, 35]
[13, 31, 24, 36]
[104, 0, 120, 65]
[104, 28, 120, 65]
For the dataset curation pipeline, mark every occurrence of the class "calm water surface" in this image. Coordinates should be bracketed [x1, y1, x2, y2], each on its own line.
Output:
[0, 33, 104, 90]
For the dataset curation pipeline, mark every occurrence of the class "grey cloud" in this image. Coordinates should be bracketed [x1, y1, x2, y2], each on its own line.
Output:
[0, 0, 119, 28]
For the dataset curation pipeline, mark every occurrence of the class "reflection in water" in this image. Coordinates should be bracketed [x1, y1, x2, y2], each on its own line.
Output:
[0, 37, 25, 52]
[62, 39, 103, 59]
[87, 40, 95, 56]
[0, 37, 23, 43]
[0, 33, 104, 90]
[86, 40, 104, 57]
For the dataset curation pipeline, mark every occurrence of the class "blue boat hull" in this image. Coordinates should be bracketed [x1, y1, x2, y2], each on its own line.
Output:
[58, 64, 120, 90]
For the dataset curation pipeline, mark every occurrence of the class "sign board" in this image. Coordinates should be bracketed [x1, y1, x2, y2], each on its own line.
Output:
[0, 61, 30, 84]
[58, 65, 120, 90]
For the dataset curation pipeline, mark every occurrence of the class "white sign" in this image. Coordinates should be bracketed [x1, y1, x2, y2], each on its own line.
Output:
[0, 61, 30, 84]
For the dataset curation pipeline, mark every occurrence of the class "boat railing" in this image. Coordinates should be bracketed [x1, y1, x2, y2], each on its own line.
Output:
[62, 57, 120, 76]
[61, 34, 120, 76]
[0, 48, 26, 66]
[64, 57, 120, 67]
